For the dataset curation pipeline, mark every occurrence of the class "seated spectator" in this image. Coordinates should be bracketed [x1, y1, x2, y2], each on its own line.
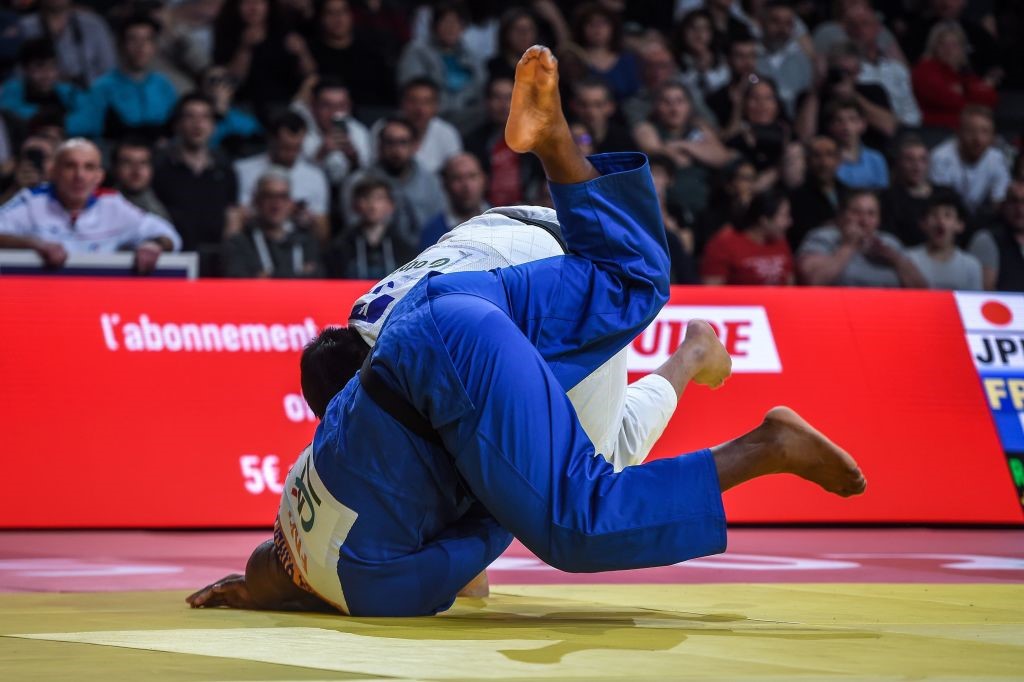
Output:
[696, 158, 757, 256]
[968, 182, 1024, 291]
[911, 22, 998, 132]
[235, 111, 329, 241]
[344, 117, 445, 250]
[906, 190, 982, 290]
[327, 177, 413, 279]
[929, 106, 1009, 217]
[780, 139, 806, 190]
[153, 93, 239, 265]
[634, 81, 733, 217]
[571, 2, 640, 102]
[18, 0, 116, 87]
[797, 189, 926, 288]
[705, 35, 759, 133]
[0, 138, 181, 273]
[91, 15, 178, 144]
[212, 0, 316, 123]
[0, 38, 99, 138]
[725, 77, 790, 192]
[0, 134, 56, 205]
[623, 40, 691, 128]
[307, 0, 395, 118]
[198, 66, 262, 155]
[111, 138, 171, 222]
[796, 41, 896, 152]
[463, 76, 541, 207]
[419, 152, 488, 249]
[569, 78, 634, 154]
[222, 170, 322, 278]
[844, 5, 920, 130]
[811, 0, 903, 63]
[486, 8, 539, 81]
[671, 10, 730, 115]
[755, 0, 812, 118]
[397, 1, 485, 132]
[827, 98, 888, 190]
[787, 135, 846, 251]
[291, 77, 371, 190]
[880, 135, 950, 247]
[902, 0, 1001, 79]
[701, 0, 755, 56]
[701, 187, 794, 285]
[649, 153, 698, 284]
[157, 0, 222, 89]
[371, 77, 462, 175]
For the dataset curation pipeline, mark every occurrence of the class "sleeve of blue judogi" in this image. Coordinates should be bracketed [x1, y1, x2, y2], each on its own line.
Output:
[428, 152, 669, 391]
[341, 508, 512, 617]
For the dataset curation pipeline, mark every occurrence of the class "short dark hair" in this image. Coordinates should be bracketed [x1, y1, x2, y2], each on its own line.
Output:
[737, 187, 788, 231]
[171, 91, 214, 126]
[353, 177, 393, 201]
[112, 136, 152, 164]
[924, 188, 967, 222]
[572, 2, 623, 51]
[572, 76, 614, 101]
[839, 188, 878, 212]
[400, 76, 441, 99]
[117, 13, 161, 44]
[378, 115, 416, 140]
[647, 153, 677, 177]
[485, 75, 513, 98]
[314, 76, 349, 100]
[825, 96, 863, 124]
[432, 0, 470, 27]
[18, 38, 56, 67]
[300, 326, 371, 419]
[268, 110, 307, 136]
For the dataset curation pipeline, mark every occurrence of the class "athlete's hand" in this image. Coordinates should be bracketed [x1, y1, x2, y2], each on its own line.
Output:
[186, 574, 258, 609]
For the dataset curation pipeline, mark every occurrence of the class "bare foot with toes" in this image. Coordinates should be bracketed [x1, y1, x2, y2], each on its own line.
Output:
[765, 406, 866, 497]
[505, 45, 567, 154]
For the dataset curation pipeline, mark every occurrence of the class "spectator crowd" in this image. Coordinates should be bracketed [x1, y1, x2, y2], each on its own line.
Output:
[1, 0, 1023, 291]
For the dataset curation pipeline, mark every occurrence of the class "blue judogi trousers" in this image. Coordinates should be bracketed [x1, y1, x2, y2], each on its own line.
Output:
[319, 153, 726, 616]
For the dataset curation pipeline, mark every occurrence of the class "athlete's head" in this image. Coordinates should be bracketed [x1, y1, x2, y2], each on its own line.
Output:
[300, 326, 370, 419]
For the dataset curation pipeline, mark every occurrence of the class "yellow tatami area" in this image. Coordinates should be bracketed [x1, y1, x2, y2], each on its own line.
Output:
[1, 583, 1021, 681]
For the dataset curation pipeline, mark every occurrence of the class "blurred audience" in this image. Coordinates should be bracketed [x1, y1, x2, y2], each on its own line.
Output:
[0, 138, 181, 273]
[911, 21, 998, 131]
[111, 138, 171, 221]
[419, 152, 487, 249]
[797, 189, 926, 287]
[18, 0, 116, 87]
[292, 77, 370, 190]
[906, 189, 982, 290]
[328, 176, 412, 279]
[705, 35, 759, 132]
[880, 135, 948, 247]
[725, 77, 790, 191]
[91, 14, 178, 143]
[969, 182, 1024, 291]
[397, 1, 484, 131]
[827, 97, 888, 190]
[153, 93, 239, 266]
[755, 0, 812, 118]
[371, 77, 461, 175]
[568, 77, 633, 154]
[648, 152, 698, 284]
[199, 65, 263, 154]
[222, 169, 322, 277]
[0, 134, 56, 205]
[928, 106, 1009, 217]
[235, 110, 329, 240]
[572, 2, 639, 102]
[672, 10, 729, 114]
[701, 187, 794, 285]
[787, 135, 846, 250]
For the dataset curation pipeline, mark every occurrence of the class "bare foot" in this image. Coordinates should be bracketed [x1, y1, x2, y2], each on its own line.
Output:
[686, 321, 732, 389]
[505, 45, 568, 154]
[764, 406, 866, 497]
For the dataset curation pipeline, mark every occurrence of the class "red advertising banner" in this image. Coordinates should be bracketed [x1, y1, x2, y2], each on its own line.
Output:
[1, 278, 1020, 527]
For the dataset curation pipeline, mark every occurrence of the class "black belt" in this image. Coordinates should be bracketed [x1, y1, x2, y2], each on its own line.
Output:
[358, 354, 443, 446]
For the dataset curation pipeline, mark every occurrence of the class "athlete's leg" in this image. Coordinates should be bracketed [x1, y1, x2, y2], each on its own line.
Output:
[570, 321, 733, 470]
[432, 291, 864, 573]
